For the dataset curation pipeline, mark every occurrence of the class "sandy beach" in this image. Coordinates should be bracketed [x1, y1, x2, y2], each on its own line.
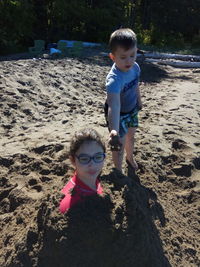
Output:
[0, 51, 200, 266]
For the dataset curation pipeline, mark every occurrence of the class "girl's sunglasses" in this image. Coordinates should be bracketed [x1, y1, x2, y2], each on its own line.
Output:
[75, 152, 106, 165]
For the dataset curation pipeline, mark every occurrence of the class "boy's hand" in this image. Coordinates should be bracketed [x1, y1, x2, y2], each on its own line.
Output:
[109, 130, 122, 151]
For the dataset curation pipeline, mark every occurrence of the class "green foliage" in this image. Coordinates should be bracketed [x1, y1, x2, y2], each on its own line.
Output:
[0, 0, 34, 54]
[135, 0, 200, 50]
[0, 0, 199, 55]
[192, 34, 200, 48]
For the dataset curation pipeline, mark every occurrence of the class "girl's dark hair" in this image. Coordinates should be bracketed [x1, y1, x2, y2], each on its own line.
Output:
[69, 128, 105, 158]
[109, 28, 137, 53]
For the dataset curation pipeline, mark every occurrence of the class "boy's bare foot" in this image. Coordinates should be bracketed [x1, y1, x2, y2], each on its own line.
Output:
[126, 158, 138, 170]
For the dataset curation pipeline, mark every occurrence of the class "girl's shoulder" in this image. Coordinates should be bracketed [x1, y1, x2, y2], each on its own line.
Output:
[61, 178, 75, 195]
[59, 180, 81, 214]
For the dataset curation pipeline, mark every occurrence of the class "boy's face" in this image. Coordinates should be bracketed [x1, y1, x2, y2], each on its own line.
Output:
[110, 46, 137, 72]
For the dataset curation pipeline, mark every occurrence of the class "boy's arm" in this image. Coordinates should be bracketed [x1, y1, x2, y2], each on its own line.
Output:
[136, 85, 142, 110]
[107, 92, 120, 134]
[107, 93, 122, 151]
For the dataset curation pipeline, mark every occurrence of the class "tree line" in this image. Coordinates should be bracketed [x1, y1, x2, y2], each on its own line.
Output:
[0, 0, 199, 55]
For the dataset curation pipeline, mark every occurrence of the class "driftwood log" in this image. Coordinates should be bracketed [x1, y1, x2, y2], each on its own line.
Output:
[145, 58, 200, 68]
[101, 51, 200, 68]
[144, 52, 200, 62]
[143, 52, 200, 68]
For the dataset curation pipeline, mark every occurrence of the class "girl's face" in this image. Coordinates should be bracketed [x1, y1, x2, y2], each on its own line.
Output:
[72, 141, 105, 180]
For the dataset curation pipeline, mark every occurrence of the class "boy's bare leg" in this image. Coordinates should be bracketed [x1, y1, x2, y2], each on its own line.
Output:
[112, 136, 125, 172]
[125, 127, 138, 170]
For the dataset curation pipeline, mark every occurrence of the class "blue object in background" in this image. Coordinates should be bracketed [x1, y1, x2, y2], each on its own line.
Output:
[58, 40, 101, 48]
[50, 48, 61, 55]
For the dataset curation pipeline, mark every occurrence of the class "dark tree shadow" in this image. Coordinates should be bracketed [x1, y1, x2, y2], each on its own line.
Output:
[140, 61, 169, 83]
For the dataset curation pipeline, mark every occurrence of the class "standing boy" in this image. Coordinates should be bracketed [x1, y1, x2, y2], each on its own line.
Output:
[105, 28, 142, 172]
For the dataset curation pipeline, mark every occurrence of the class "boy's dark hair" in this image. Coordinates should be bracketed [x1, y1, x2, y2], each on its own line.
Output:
[69, 128, 106, 158]
[109, 28, 137, 53]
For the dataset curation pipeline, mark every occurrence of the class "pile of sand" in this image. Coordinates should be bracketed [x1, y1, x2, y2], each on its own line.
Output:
[1, 164, 169, 267]
[0, 52, 199, 266]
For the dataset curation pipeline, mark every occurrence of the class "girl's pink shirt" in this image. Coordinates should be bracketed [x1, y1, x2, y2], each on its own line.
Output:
[59, 173, 103, 214]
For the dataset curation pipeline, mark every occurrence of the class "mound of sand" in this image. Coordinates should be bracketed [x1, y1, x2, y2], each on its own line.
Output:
[1, 165, 169, 267]
[0, 51, 199, 266]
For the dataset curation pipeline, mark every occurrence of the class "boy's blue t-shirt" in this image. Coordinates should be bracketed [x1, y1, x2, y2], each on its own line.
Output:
[106, 62, 140, 113]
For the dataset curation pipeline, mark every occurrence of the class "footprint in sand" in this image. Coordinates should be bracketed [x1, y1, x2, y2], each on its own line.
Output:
[28, 178, 38, 186]
[194, 142, 200, 147]
[8, 103, 18, 109]
[179, 104, 188, 108]
[193, 157, 200, 170]
[5, 188, 30, 212]
[172, 164, 193, 177]
[172, 139, 187, 150]
[171, 139, 193, 155]
[169, 108, 179, 111]
[176, 189, 199, 204]
[161, 154, 178, 165]
[31, 184, 43, 192]
[0, 157, 14, 168]
[32, 144, 64, 155]
[40, 176, 52, 182]
[163, 130, 176, 135]
[26, 177, 43, 192]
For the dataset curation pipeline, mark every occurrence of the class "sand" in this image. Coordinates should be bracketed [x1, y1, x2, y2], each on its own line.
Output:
[0, 50, 200, 267]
